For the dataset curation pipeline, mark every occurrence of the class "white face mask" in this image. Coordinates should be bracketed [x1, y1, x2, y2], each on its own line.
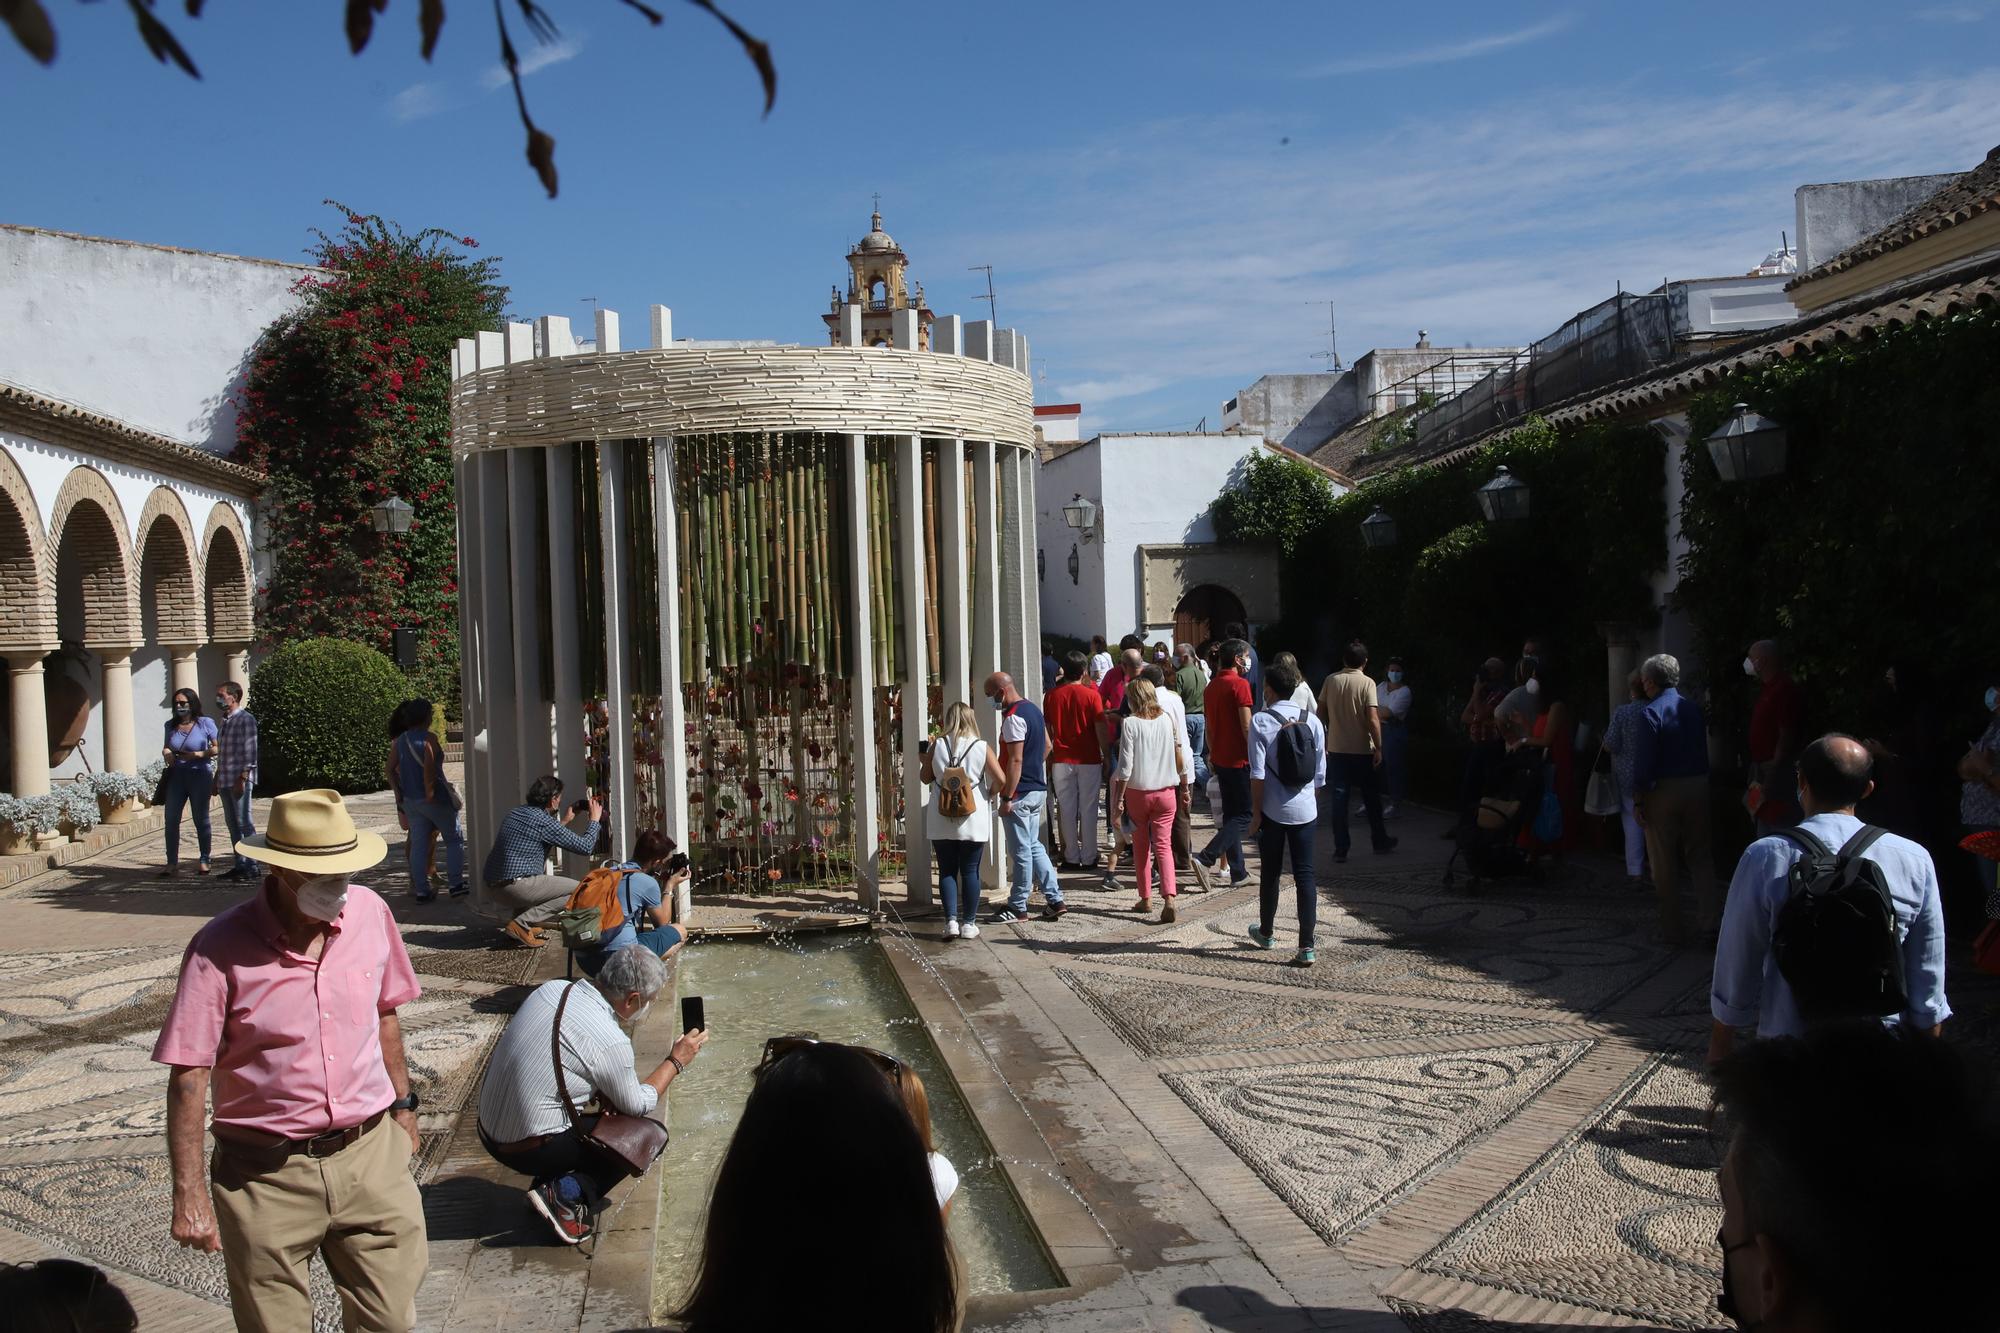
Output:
[1524, 678, 1541, 697]
[295, 874, 350, 922]
[620, 1000, 652, 1031]
[1743, 656, 1758, 678]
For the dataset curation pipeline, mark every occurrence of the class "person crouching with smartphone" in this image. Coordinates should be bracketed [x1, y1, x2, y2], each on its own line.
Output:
[476, 945, 706, 1245]
[577, 830, 690, 976]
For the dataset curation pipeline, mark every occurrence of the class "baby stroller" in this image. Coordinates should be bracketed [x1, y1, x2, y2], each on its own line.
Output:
[1443, 748, 1541, 893]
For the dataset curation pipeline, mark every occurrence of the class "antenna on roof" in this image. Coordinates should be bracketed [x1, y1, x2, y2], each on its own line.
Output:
[1305, 299, 1342, 371]
[969, 265, 997, 326]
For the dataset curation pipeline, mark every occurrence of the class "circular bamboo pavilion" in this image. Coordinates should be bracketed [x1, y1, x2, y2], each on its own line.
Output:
[448, 306, 1039, 914]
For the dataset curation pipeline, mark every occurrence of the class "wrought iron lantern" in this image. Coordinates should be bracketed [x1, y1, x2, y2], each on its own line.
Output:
[1066, 544, 1080, 584]
[1705, 403, 1788, 482]
[1037, 547, 1046, 583]
[1360, 506, 1398, 549]
[1475, 466, 1531, 524]
[1062, 493, 1098, 542]
[369, 494, 415, 535]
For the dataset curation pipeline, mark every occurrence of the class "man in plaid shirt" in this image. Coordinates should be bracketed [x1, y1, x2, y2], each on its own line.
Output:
[214, 681, 260, 882]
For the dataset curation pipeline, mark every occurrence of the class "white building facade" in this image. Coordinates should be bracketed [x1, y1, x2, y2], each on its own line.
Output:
[0, 225, 287, 836]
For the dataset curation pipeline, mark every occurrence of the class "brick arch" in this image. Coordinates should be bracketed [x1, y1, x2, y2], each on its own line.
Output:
[48, 467, 139, 650]
[0, 449, 54, 652]
[135, 486, 203, 647]
[201, 503, 253, 644]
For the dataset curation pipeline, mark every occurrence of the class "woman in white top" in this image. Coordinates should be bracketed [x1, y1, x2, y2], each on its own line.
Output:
[1378, 655, 1413, 816]
[920, 701, 1006, 940]
[894, 1064, 958, 1221]
[1274, 652, 1317, 711]
[1110, 679, 1189, 924]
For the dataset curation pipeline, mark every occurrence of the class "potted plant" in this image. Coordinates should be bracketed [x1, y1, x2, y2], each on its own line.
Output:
[137, 760, 166, 807]
[54, 783, 101, 840]
[89, 771, 144, 825]
[0, 793, 62, 855]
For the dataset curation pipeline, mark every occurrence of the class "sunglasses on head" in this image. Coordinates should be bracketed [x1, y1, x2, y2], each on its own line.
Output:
[756, 1035, 904, 1081]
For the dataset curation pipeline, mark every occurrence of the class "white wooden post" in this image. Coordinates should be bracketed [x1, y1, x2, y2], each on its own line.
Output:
[650, 305, 673, 349]
[844, 433, 881, 912]
[971, 439, 1005, 863]
[965, 320, 995, 363]
[840, 303, 863, 349]
[891, 308, 920, 351]
[450, 337, 485, 872]
[470, 331, 520, 907]
[598, 442, 637, 861]
[933, 315, 964, 357]
[896, 434, 931, 907]
[545, 444, 588, 877]
[596, 308, 621, 355]
[938, 439, 970, 712]
[652, 437, 690, 858]
[1020, 448, 1044, 684]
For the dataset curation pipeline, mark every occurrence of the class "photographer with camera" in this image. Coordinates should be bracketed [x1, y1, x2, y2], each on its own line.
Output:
[482, 776, 604, 948]
[577, 830, 690, 975]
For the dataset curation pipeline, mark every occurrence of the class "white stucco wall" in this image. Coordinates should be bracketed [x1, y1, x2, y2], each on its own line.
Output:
[1034, 434, 1348, 642]
[0, 225, 309, 453]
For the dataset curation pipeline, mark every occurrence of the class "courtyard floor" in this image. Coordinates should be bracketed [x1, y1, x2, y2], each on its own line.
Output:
[0, 791, 1993, 1331]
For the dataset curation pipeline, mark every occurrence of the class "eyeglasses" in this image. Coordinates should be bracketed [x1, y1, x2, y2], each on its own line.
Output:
[756, 1035, 904, 1082]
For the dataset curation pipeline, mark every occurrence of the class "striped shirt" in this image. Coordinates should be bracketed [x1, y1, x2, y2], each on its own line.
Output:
[216, 707, 258, 787]
[483, 804, 600, 886]
[475, 978, 658, 1142]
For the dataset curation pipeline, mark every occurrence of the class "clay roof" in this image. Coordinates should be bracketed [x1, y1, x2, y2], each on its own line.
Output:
[1787, 145, 2000, 291]
[0, 381, 266, 496]
[1406, 250, 2000, 473]
[1262, 440, 1355, 488]
[1033, 403, 1082, 416]
[1308, 404, 1418, 477]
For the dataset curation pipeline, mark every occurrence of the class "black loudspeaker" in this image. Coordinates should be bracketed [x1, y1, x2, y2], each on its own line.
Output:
[391, 627, 419, 671]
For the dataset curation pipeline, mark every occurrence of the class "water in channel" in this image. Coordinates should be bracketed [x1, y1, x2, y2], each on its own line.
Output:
[652, 930, 1060, 1306]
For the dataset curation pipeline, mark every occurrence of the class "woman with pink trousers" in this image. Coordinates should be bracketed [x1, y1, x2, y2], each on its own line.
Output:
[1111, 679, 1190, 924]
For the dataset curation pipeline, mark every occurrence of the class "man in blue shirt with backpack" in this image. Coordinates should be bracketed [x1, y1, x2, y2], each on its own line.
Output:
[1244, 659, 1327, 968]
[1709, 734, 1948, 1065]
[986, 671, 1068, 924]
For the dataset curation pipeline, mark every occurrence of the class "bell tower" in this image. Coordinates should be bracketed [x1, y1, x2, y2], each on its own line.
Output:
[824, 207, 932, 350]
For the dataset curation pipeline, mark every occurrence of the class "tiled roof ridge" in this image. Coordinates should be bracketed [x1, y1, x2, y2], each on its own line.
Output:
[0, 380, 267, 492]
[1787, 143, 2000, 290]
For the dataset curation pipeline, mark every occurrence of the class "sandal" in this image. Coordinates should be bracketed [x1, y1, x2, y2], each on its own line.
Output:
[1129, 898, 1152, 912]
[196, 861, 211, 877]
[1160, 900, 1178, 924]
[157, 866, 179, 879]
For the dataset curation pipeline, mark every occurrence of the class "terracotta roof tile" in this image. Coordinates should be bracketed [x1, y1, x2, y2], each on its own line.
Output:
[1787, 144, 2000, 290]
[0, 381, 266, 494]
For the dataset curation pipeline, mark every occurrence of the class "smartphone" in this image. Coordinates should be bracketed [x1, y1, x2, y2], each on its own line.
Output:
[681, 995, 705, 1033]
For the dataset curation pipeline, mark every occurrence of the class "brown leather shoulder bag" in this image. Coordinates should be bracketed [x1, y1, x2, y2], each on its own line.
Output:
[551, 981, 670, 1178]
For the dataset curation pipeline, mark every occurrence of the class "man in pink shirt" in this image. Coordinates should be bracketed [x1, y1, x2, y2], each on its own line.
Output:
[154, 789, 427, 1332]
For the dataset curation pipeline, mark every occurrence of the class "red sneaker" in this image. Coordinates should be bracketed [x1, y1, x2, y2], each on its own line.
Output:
[526, 1181, 592, 1245]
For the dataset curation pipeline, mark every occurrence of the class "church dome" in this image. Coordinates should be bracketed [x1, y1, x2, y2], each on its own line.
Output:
[859, 211, 898, 252]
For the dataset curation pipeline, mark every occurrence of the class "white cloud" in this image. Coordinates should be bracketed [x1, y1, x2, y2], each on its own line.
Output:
[479, 34, 588, 91]
[948, 71, 2000, 429]
[1917, 4, 1987, 20]
[1301, 14, 1574, 78]
[389, 81, 448, 123]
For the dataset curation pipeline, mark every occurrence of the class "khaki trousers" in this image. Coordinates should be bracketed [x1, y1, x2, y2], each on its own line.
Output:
[489, 873, 575, 927]
[1642, 774, 1716, 943]
[210, 1115, 427, 1333]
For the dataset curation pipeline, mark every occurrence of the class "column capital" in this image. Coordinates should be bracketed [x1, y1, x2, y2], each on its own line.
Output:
[1595, 620, 1641, 649]
[2, 649, 51, 671]
[163, 643, 205, 657]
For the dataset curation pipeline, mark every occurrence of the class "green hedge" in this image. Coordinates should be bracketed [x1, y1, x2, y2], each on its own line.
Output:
[251, 638, 407, 793]
[1217, 415, 1666, 735]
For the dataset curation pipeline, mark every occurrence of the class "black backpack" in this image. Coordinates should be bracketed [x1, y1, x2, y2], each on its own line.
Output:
[1269, 707, 1320, 787]
[1770, 825, 1908, 1021]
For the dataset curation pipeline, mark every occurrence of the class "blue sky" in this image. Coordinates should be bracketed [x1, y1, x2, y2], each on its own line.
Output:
[5, 1, 1997, 434]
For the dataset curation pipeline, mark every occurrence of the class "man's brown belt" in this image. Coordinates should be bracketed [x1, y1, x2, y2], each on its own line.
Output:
[213, 1111, 386, 1160]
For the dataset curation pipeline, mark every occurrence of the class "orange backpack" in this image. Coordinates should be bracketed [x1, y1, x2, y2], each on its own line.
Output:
[556, 866, 631, 948]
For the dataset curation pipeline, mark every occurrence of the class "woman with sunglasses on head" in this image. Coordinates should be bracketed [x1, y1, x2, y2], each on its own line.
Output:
[674, 1038, 958, 1333]
[159, 686, 219, 877]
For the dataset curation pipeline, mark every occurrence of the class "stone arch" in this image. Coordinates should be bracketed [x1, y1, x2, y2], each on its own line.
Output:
[1173, 583, 1249, 657]
[201, 503, 253, 644]
[0, 449, 54, 651]
[48, 467, 139, 650]
[134, 487, 203, 647]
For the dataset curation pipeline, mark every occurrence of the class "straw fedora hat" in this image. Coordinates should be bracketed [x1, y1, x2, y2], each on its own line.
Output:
[236, 789, 387, 875]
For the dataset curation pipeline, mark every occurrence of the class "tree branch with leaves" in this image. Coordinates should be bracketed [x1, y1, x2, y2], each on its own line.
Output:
[1, 0, 775, 198]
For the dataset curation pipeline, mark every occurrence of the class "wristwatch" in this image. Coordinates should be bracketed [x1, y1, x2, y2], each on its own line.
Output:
[388, 1092, 421, 1113]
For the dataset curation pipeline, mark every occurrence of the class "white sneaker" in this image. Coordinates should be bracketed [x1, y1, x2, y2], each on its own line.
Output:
[944, 918, 961, 939]
[960, 922, 981, 940]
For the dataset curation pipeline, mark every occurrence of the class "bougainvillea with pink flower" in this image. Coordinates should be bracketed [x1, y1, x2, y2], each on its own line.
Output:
[236, 203, 507, 712]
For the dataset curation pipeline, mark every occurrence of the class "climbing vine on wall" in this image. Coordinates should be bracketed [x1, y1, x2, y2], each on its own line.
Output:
[237, 203, 507, 715]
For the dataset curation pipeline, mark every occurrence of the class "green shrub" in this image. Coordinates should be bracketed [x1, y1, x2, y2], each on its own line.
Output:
[251, 638, 407, 792]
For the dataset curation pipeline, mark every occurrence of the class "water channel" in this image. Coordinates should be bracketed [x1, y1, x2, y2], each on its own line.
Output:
[651, 930, 1061, 1310]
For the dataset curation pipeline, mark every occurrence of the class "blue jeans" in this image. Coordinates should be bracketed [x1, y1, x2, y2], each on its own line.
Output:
[1257, 818, 1317, 948]
[163, 765, 212, 867]
[1380, 721, 1408, 805]
[1004, 789, 1064, 912]
[934, 839, 985, 924]
[1198, 766, 1251, 878]
[581, 924, 684, 976]
[219, 778, 258, 874]
[1186, 715, 1209, 787]
[404, 797, 467, 896]
[1327, 752, 1391, 855]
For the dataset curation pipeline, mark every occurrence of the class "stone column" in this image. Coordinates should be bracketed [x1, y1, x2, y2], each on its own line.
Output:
[169, 647, 201, 699]
[1599, 622, 1640, 720]
[843, 433, 880, 913]
[5, 653, 52, 799]
[224, 646, 251, 690]
[99, 649, 139, 824]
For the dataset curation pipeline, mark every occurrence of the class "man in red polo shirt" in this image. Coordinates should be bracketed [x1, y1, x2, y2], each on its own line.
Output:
[1745, 639, 1803, 828]
[155, 789, 426, 1332]
[1046, 650, 1109, 869]
[1194, 638, 1256, 885]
